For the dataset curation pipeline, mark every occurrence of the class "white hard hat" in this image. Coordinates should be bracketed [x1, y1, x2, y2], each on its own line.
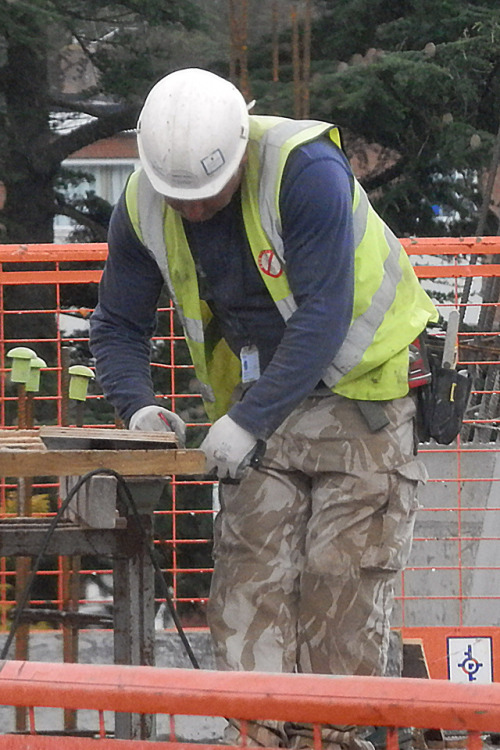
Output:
[137, 68, 250, 200]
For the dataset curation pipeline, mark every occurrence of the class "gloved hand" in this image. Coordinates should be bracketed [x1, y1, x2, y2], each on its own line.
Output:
[129, 405, 186, 447]
[200, 414, 259, 480]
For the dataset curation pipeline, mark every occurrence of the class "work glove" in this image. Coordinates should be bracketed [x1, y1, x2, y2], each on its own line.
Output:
[200, 414, 262, 480]
[129, 405, 186, 447]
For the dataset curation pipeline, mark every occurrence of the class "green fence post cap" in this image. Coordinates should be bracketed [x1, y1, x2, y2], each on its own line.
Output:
[26, 356, 47, 393]
[68, 365, 95, 401]
[6, 346, 38, 384]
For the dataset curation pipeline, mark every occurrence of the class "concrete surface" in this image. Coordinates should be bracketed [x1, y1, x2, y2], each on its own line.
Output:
[394, 445, 500, 627]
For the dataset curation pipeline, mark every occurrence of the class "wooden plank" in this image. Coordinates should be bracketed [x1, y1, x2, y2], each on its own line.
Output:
[39, 426, 177, 449]
[0, 428, 177, 446]
[0, 430, 41, 438]
[0, 437, 43, 445]
[0, 448, 206, 478]
[0, 441, 45, 452]
[41, 426, 175, 441]
[0, 430, 44, 446]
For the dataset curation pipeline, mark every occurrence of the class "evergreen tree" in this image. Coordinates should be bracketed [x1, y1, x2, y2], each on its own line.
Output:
[250, 0, 500, 237]
[0, 0, 200, 243]
[0, 0, 203, 382]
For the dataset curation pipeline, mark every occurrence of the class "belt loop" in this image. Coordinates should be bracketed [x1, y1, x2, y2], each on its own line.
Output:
[355, 400, 390, 432]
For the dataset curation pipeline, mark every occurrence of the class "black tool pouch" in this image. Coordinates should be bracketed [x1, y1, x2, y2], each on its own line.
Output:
[416, 357, 473, 444]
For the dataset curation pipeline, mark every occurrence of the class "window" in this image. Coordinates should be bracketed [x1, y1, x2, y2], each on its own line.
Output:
[54, 158, 139, 242]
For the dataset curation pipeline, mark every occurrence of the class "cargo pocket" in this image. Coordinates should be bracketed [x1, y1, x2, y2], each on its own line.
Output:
[360, 459, 427, 574]
[211, 509, 224, 561]
[210, 481, 243, 561]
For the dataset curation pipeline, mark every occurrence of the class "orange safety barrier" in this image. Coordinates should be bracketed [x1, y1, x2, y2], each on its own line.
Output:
[1, 238, 500, 681]
[0, 241, 212, 629]
[0, 660, 498, 747]
[403, 235, 500, 277]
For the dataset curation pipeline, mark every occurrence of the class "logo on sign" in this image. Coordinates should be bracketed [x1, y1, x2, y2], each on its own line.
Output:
[258, 249, 283, 278]
[458, 645, 483, 681]
[447, 637, 493, 683]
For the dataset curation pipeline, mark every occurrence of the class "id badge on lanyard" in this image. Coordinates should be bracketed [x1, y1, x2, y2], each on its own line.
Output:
[240, 345, 260, 383]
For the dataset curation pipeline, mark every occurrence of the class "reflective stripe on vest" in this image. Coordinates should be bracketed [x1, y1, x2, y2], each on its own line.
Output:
[130, 170, 205, 344]
[322, 185, 403, 386]
[126, 117, 437, 414]
[246, 117, 436, 390]
[255, 118, 341, 266]
[126, 170, 217, 405]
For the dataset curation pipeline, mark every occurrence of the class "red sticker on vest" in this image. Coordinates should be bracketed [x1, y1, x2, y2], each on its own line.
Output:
[257, 249, 283, 278]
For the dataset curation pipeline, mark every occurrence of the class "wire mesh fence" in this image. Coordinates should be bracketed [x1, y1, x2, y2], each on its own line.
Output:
[1, 238, 500, 635]
[0, 243, 213, 631]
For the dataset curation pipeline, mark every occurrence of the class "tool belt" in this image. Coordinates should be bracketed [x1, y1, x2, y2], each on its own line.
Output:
[410, 331, 473, 445]
[356, 328, 473, 444]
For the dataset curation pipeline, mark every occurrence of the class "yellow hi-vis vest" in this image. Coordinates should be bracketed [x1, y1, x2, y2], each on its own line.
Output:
[125, 115, 438, 422]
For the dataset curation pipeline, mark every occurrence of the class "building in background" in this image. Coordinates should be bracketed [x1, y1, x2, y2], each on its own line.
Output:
[52, 39, 139, 242]
[54, 126, 139, 242]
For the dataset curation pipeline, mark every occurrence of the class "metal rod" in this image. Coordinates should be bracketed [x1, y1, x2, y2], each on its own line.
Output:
[302, 0, 311, 118]
[60, 346, 81, 732]
[14, 381, 33, 732]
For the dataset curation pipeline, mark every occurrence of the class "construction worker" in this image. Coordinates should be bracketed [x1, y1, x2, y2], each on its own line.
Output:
[89, 68, 438, 749]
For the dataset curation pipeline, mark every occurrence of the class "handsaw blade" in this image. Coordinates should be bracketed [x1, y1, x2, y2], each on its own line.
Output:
[442, 308, 460, 369]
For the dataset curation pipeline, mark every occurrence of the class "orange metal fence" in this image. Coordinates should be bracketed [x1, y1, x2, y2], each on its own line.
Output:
[0, 242, 213, 629]
[0, 659, 499, 747]
[401, 238, 500, 640]
[0, 238, 500, 645]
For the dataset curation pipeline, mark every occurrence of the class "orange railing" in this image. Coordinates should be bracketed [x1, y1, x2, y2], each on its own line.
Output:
[0, 660, 499, 747]
[1, 240, 500, 743]
[0, 242, 212, 629]
[0, 239, 500, 633]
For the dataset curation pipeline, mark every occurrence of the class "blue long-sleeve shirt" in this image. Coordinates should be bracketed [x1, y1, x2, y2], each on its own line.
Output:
[90, 138, 355, 440]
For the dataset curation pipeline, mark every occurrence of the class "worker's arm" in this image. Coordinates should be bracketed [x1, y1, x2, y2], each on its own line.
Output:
[228, 142, 355, 440]
[89, 193, 165, 423]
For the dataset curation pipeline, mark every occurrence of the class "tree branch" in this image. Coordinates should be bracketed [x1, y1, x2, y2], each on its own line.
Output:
[48, 94, 130, 119]
[33, 102, 139, 172]
[361, 155, 408, 192]
[54, 197, 109, 242]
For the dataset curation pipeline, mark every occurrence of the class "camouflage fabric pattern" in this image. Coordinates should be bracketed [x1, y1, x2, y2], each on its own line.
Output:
[224, 718, 378, 749]
[208, 393, 427, 747]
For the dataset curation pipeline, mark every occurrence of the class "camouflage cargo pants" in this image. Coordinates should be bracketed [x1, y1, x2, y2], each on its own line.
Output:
[208, 393, 427, 747]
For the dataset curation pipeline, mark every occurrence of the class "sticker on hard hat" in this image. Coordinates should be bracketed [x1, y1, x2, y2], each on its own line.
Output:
[201, 149, 225, 175]
[168, 170, 197, 187]
[258, 249, 283, 278]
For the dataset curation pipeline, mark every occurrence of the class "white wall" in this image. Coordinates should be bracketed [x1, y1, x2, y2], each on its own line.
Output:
[54, 157, 139, 242]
